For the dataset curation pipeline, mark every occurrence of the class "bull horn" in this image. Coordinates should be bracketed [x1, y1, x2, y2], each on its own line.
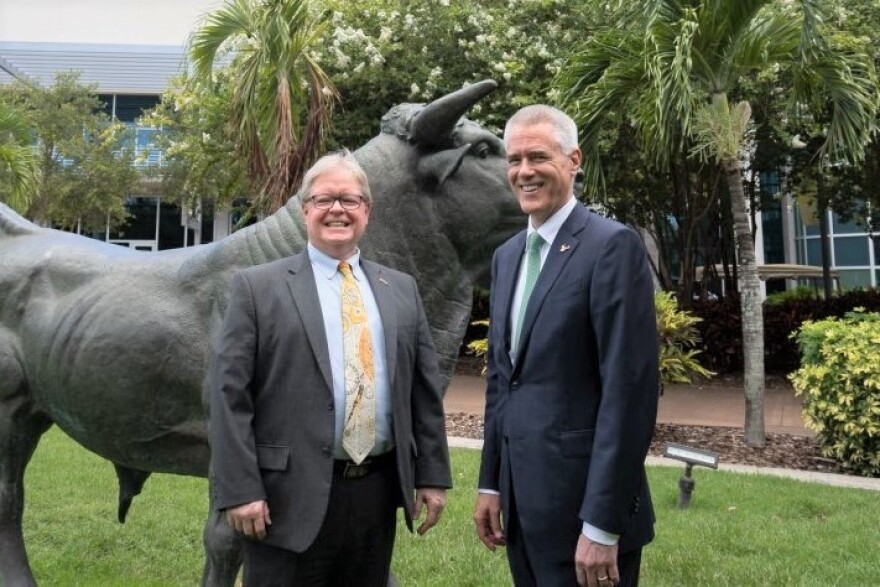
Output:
[409, 79, 497, 146]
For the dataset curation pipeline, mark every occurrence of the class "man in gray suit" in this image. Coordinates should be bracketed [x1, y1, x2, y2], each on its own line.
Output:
[474, 106, 658, 587]
[210, 151, 452, 586]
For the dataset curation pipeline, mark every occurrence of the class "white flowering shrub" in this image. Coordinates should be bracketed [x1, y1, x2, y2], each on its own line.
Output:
[318, 0, 592, 147]
[144, 0, 597, 208]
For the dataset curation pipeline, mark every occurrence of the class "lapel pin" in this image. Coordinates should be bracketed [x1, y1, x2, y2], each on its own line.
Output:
[379, 277, 389, 285]
[560, 244, 571, 252]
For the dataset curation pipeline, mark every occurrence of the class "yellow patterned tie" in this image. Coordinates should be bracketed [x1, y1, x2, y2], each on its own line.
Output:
[338, 261, 376, 464]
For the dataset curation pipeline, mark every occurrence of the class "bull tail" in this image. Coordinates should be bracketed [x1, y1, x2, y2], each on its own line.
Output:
[0, 202, 40, 238]
[113, 463, 151, 523]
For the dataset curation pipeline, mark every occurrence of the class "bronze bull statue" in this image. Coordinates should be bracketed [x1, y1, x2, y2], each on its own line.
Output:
[0, 79, 521, 585]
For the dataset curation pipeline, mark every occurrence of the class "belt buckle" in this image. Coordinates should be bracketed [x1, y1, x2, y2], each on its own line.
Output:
[343, 458, 371, 479]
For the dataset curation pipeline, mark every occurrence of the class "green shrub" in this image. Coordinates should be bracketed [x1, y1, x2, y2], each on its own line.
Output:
[691, 288, 880, 374]
[789, 310, 880, 477]
[765, 285, 817, 306]
[466, 292, 714, 385]
[655, 291, 714, 385]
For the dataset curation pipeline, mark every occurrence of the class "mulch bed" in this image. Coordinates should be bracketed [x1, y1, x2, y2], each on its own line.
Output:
[448, 356, 858, 476]
[446, 413, 845, 474]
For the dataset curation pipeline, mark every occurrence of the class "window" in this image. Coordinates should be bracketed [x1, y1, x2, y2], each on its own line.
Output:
[838, 269, 872, 290]
[113, 95, 160, 123]
[832, 212, 863, 235]
[833, 236, 869, 266]
[761, 200, 785, 263]
[110, 197, 158, 241]
[805, 238, 822, 266]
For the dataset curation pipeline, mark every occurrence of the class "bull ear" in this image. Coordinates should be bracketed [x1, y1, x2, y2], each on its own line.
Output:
[418, 144, 471, 186]
[409, 79, 497, 147]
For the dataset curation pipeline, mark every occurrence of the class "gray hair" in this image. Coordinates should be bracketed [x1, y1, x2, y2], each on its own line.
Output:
[503, 105, 578, 154]
[298, 149, 372, 205]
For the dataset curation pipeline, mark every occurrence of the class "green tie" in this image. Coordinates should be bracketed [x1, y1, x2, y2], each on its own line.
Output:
[514, 232, 544, 353]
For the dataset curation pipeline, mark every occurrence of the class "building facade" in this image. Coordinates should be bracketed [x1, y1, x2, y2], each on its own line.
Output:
[0, 0, 230, 251]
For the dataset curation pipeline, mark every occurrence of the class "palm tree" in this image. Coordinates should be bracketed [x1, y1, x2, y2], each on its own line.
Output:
[190, 0, 338, 214]
[0, 102, 40, 212]
[558, 0, 877, 446]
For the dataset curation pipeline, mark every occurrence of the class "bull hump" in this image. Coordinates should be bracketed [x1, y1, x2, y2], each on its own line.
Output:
[0, 202, 40, 238]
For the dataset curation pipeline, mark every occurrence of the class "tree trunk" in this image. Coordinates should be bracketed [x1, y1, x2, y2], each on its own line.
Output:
[723, 157, 766, 447]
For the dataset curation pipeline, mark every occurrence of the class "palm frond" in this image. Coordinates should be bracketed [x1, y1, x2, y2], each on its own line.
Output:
[725, 10, 800, 75]
[189, 0, 255, 82]
[0, 102, 40, 211]
[189, 0, 337, 213]
[557, 30, 648, 193]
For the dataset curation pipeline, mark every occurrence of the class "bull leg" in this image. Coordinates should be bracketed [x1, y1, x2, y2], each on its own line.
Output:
[200, 507, 242, 587]
[0, 343, 52, 586]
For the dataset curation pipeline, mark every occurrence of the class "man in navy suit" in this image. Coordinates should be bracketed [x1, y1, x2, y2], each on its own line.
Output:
[474, 105, 658, 587]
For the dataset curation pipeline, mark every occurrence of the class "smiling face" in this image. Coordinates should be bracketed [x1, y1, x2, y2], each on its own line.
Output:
[505, 121, 581, 228]
[302, 166, 370, 260]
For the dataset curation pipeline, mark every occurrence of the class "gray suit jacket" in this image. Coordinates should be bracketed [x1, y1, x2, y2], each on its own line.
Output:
[479, 204, 658, 559]
[209, 250, 452, 553]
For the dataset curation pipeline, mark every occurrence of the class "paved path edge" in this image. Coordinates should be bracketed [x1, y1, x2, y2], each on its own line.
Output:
[448, 437, 880, 492]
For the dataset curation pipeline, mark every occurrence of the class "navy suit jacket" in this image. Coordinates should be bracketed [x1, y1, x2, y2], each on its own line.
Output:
[478, 203, 658, 557]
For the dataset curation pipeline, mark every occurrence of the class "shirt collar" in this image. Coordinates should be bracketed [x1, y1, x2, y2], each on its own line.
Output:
[307, 242, 362, 280]
[528, 196, 577, 246]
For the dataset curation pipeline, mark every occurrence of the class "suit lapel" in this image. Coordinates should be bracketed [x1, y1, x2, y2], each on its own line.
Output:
[362, 260, 398, 386]
[496, 231, 526, 369]
[514, 204, 590, 367]
[285, 251, 334, 393]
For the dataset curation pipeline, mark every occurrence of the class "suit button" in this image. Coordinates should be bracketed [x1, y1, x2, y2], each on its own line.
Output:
[511, 380, 519, 389]
[322, 446, 332, 457]
[328, 402, 334, 411]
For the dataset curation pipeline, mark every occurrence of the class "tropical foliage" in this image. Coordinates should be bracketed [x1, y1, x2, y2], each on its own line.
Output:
[0, 101, 40, 211]
[148, 0, 596, 213]
[467, 294, 713, 387]
[790, 310, 880, 477]
[317, 0, 594, 147]
[0, 73, 137, 232]
[145, 71, 252, 213]
[655, 291, 714, 384]
[189, 0, 338, 215]
[557, 0, 877, 445]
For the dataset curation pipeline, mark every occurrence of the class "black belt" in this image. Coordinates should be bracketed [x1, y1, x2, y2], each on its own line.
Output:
[333, 451, 395, 480]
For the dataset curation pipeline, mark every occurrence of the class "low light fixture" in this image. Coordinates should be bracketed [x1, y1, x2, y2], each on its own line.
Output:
[663, 442, 720, 509]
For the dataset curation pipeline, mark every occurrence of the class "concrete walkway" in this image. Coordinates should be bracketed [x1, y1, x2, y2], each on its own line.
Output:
[444, 375, 880, 491]
[445, 375, 811, 435]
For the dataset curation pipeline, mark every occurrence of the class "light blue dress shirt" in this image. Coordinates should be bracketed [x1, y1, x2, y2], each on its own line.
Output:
[308, 243, 393, 460]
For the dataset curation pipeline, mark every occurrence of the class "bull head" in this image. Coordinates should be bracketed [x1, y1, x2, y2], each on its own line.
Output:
[408, 79, 497, 147]
[384, 80, 499, 187]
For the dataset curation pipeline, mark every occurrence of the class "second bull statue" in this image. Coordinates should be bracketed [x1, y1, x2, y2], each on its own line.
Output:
[0, 79, 522, 586]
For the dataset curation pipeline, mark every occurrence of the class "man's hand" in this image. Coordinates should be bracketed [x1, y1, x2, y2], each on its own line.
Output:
[413, 488, 447, 535]
[225, 500, 272, 540]
[473, 493, 505, 551]
[575, 533, 619, 586]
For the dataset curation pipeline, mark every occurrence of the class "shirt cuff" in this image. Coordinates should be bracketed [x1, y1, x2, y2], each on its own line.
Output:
[582, 522, 619, 545]
[478, 488, 500, 495]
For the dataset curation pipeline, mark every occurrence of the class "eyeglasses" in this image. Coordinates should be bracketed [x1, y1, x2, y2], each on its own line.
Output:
[307, 194, 366, 210]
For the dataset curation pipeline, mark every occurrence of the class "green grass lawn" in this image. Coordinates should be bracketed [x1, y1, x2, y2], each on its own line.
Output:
[22, 428, 880, 586]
